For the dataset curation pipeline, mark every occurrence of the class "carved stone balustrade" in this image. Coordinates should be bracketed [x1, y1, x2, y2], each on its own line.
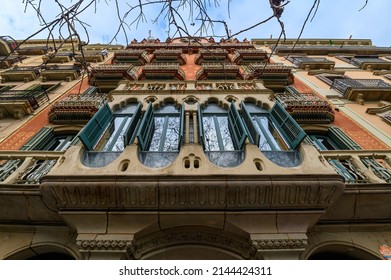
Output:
[113, 50, 149, 65]
[152, 49, 186, 65]
[41, 65, 81, 82]
[231, 49, 268, 65]
[275, 87, 335, 123]
[195, 49, 229, 65]
[196, 62, 242, 80]
[139, 63, 186, 80]
[286, 56, 335, 70]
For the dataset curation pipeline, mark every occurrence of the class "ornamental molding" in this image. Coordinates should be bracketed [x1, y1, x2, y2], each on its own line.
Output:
[252, 239, 308, 250]
[40, 177, 344, 211]
[76, 239, 132, 251]
[127, 228, 256, 260]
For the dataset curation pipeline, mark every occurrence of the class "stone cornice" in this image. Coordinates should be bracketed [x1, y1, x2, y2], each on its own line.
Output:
[40, 175, 344, 211]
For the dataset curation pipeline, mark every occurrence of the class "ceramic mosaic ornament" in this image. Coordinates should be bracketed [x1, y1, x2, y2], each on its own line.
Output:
[380, 245, 391, 260]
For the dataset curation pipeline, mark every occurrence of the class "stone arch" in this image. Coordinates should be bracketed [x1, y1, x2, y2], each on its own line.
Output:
[112, 97, 140, 111]
[4, 243, 80, 260]
[182, 95, 199, 104]
[303, 242, 381, 260]
[201, 96, 227, 109]
[127, 226, 256, 260]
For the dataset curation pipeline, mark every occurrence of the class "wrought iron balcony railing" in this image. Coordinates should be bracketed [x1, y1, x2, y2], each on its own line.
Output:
[331, 78, 391, 101]
[286, 56, 335, 70]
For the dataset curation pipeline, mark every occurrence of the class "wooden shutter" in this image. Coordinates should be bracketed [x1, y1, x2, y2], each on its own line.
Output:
[270, 101, 306, 150]
[178, 103, 185, 150]
[197, 102, 205, 149]
[78, 102, 113, 151]
[240, 101, 260, 146]
[123, 102, 142, 145]
[20, 127, 54, 150]
[228, 102, 247, 150]
[137, 102, 155, 151]
[328, 127, 362, 150]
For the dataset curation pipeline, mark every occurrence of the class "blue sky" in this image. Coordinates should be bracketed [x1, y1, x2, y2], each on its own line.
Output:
[0, 0, 390, 46]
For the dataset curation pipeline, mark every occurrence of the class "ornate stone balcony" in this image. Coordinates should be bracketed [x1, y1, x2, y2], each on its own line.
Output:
[48, 87, 107, 124]
[139, 63, 186, 80]
[274, 45, 391, 56]
[275, 87, 335, 123]
[74, 50, 108, 63]
[113, 50, 149, 65]
[246, 63, 294, 89]
[231, 49, 268, 65]
[330, 78, 391, 101]
[0, 151, 63, 184]
[42, 52, 73, 63]
[196, 62, 242, 80]
[40, 65, 81, 81]
[0, 66, 40, 82]
[286, 56, 335, 70]
[195, 49, 229, 65]
[17, 46, 50, 55]
[0, 86, 50, 118]
[152, 49, 186, 65]
[0, 55, 27, 69]
[337, 56, 391, 70]
[90, 64, 137, 90]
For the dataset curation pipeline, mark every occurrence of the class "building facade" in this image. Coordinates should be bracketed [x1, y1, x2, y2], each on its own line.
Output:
[0, 35, 390, 260]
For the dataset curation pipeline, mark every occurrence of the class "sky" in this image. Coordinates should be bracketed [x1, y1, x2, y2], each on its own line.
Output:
[0, 0, 390, 47]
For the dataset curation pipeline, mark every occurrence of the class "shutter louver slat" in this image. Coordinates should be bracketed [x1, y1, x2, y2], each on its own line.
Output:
[137, 102, 155, 151]
[270, 102, 306, 150]
[123, 102, 142, 145]
[240, 101, 260, 146]
[228, 102, 247, 150]
[78, 102, 113, 151]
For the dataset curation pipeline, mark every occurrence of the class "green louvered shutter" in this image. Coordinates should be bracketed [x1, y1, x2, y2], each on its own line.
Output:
[78, 102, 113, 151]
[328, 127, 362, 150]
[228, 102, 247, 150]
[123, 102, 142, 145]
[20, 127, 54, 150]
[197, 102, 205, 149]
[178, 103, 185, 150]
[240, 101, 260, 146]
[270, 101, 306, 150]
[137, 102, 155, 151]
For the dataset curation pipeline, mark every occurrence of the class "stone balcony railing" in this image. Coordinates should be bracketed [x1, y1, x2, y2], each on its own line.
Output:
[195, 49, 229, 65]
[0, 55, 27, 69]
[231, 49, 268, 65]
[320, 150, 391, 184]
[0, 151, 63, 185]
[196, 62, 242, 80]
[40, 65, 82, 82]
[275, 87, 335, 123]
[139, 63, 186, 80]
[113, 50, 149, 65]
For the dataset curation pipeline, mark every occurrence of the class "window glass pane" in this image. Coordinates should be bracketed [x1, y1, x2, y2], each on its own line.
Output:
[217, 116, 234, 151]
[203, 116, 234, 151]
[45, 135, 74, 151]
[149, 117, 165, 151]
[163, 117, 180, 151]
[203, 116, 219, 151]
[114, 103, 138, 114]
[100, 117, 132, 151]
[253, 116, 282, 151]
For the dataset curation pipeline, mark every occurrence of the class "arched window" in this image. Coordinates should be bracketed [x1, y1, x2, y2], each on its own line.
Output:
[240, 101, 306, 167]
[78, 102, 142, 152]
[198, 102, 247, 167]
[137, 102, 184, 168]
